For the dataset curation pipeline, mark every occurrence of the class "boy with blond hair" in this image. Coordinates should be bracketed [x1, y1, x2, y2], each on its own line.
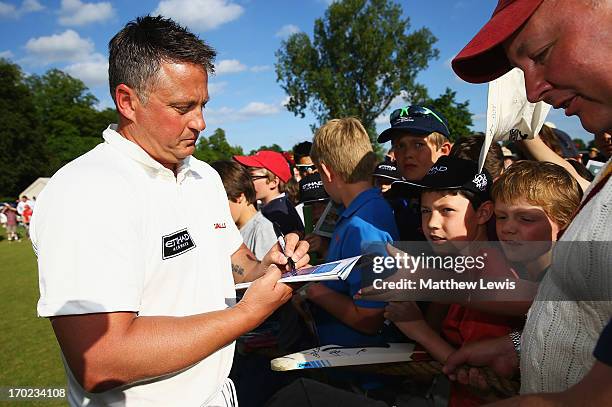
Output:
[303, 117, 399, 352]
[492, 160, 581, 281]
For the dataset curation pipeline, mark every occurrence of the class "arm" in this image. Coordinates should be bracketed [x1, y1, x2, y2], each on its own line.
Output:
[51, 265, 292, 393]
[230, 233, 310, 283]
[306, 282, 385, 335]
[516, 136, 591, 192]
[484, 361, 612, 406]
[385, 302, 455, 363]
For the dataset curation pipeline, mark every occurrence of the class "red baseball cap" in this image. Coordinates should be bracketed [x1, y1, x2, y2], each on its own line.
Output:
[233, 150, 292, 183]
[451, 0, 544, 84]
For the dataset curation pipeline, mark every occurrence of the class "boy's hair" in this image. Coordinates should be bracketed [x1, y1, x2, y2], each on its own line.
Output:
[210, 160, 257, 206]
[491, 161, 582, 229]
[450, 134, 504, 177]
[391, 131, 449, 150]
[109, 15, 216, 104]
[427, 132, 450, 150]
[293, 141, 313, 163]
[311, 117, 378, 183]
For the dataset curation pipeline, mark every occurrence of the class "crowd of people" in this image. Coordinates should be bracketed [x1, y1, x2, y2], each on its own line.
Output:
[27, 0, 611, 406]
[1, 195, 35, 241]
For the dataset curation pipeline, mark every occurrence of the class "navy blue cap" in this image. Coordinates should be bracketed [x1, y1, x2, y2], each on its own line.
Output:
[393, 156, 492, 203]
[553, 128, 579, 159]
[373, 159, 402, 181]
[378, 105, 451, 143]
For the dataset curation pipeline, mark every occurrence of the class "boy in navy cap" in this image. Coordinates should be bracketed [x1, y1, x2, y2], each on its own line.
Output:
[378, 105, 452, 241]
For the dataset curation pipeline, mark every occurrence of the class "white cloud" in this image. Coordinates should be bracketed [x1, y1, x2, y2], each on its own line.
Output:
[206, 101, 281, 124]
[0, 0, 43, 18]
[250, 65, 271, 73]
[63, 53, 108, 87]
[0, 50, 14, 59]
[239, 102, 279, 116]
[216, 59, 246, 75]
[473, 113, 486, 121]
[153, 0, 243, 31]
[24, 30, 94, 64]
[275, 24, 300, 38]
[59, 0, 114, 26]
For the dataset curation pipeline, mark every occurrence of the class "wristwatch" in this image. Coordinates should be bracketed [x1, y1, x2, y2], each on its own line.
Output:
[509, 330, 522, 357]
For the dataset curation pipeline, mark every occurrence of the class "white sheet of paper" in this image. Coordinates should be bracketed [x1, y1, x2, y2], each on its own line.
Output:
[481, 68, 551, 172]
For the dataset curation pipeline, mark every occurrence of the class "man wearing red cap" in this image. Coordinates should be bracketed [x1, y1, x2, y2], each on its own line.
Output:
[442, 0, 612, 404]
[234, 150, 304, 236]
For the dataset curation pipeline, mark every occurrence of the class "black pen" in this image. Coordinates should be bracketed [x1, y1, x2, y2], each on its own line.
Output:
[273, 222, 297, 275]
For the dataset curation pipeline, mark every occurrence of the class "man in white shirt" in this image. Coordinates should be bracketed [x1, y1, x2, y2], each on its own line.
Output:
[31, 15, 309, 406]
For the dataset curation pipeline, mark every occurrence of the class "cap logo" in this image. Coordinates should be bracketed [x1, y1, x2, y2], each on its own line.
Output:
[379, 165, 396, 171]
[473, 173, 488, 191]
[302, 181, 323, 190]
[427, 165, 448, 175]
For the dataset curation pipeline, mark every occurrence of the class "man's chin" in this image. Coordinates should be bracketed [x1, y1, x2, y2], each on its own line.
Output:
[576, 110, 612, 135]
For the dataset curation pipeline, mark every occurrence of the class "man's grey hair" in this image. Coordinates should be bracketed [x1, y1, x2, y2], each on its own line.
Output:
[108, 15, 216, 104]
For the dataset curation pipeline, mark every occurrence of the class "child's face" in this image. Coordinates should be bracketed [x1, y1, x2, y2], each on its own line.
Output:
[494, 199, 561, 263]
[393, 133, 446, 181]
[421, 191, 482, 254]
[249, 168, 276, 201]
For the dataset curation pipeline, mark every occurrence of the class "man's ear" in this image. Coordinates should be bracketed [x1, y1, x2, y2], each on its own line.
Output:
[475, 200, 494, 225]
[319, 163, 333, 183]
[115, 84, 139, 123]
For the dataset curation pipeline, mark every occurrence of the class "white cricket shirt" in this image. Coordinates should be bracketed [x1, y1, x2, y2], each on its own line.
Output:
[31, 125, 243, 406]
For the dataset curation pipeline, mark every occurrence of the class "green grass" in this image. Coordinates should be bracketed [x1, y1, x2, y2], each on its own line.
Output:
[0, 235, 66, 406]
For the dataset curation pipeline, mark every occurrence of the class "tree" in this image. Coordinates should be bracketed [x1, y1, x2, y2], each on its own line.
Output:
[193, 128, 244, 163]
[249, 144, 284, 155]
[26, 69, 113, 175]
[275, 0, 438, 148]
[421, 88, 473, 140]
[0, 59, 47, 197]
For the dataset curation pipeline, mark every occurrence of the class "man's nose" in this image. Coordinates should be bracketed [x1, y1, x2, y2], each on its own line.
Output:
[523, 67, 552, 103]
[190, 108, 206, 132]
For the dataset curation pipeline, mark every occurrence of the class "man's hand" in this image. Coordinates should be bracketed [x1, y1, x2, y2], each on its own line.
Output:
[355, 243, 425, 302]
[262, 232, 310, 272]
[237, 265, 294, 323]
[443, 335, 519, 390]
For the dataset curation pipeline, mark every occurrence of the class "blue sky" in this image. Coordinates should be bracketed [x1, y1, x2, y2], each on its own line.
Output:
[0, 0, 592, 152]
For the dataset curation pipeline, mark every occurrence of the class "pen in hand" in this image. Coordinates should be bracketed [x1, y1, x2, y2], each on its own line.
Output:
[273, 222, 297, 275]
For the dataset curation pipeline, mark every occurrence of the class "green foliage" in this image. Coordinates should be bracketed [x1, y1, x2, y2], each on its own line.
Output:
[0, 60, 118, 197]
[0, 59, 47, 197]
[419, 88, 473, 141]
[249, 144, 284, 155]
[276, 0, 439, 149]
[193, 128, 244, 163]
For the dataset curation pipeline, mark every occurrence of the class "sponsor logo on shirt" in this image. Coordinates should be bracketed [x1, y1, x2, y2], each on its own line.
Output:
[214, 222, 227, 229]
[162, 228, 196, 260]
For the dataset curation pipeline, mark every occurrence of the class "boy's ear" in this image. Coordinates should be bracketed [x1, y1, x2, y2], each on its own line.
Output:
[237, 193, 246, 204]
[475, 200, 494, 225]
[319, 163, 333, 183]
[439, 141, 452, 156]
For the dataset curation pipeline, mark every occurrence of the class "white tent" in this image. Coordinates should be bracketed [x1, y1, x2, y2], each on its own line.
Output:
[20, 177, 50, 199]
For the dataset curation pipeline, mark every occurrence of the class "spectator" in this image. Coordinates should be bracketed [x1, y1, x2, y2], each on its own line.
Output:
[372, 158, 402, 193]
[450, 134, 505, 179]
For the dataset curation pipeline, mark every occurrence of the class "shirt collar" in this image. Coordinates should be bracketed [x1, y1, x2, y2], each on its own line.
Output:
[338, 188, 381, 219]
[103, 124, 194, 180]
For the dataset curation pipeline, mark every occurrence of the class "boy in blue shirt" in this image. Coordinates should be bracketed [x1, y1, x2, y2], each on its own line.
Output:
[303, 117, 399, 348]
